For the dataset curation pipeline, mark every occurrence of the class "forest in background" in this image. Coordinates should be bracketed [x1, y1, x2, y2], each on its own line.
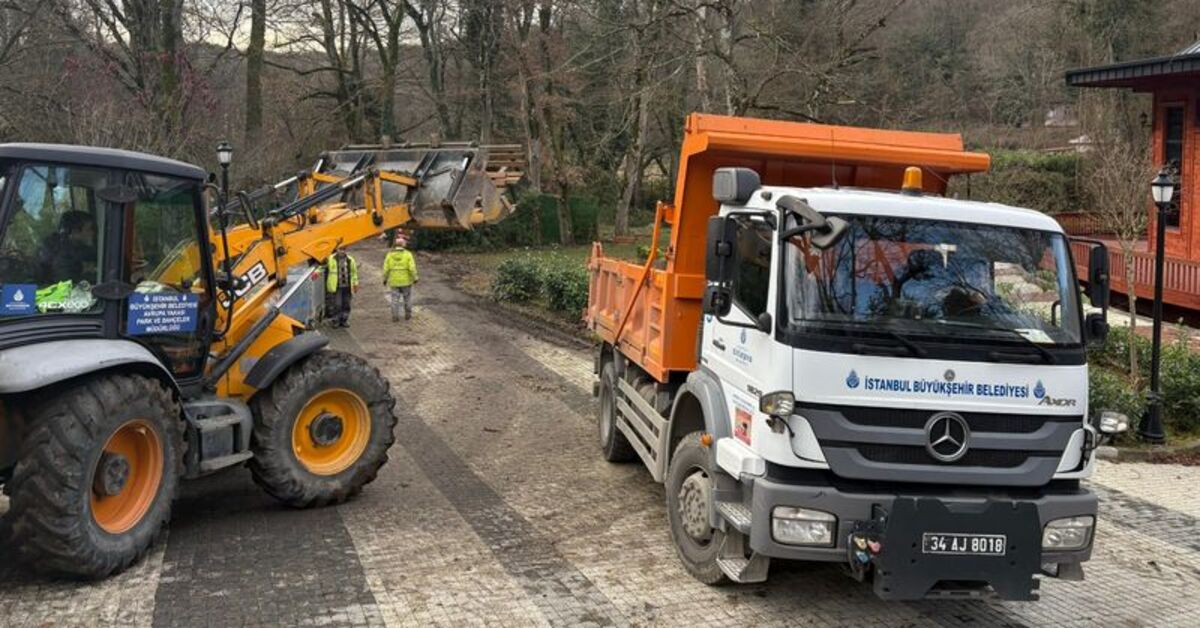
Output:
[0, 0, 1197, 242]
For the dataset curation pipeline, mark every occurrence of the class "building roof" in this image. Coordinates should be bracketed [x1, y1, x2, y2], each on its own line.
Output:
[0, 143, 206, 181]
[1066, 40, 1200, 89]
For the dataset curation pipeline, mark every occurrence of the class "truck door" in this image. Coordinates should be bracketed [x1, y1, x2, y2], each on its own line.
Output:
[119, 173, 216, 384]
[704, 215, 776, 441]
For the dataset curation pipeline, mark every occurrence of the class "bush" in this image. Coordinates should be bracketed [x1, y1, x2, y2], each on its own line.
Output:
[950, 149, 1085, 215]
[1087, 324, 1200, 436]
[542, 265, 590, 314]
[1088, 368, 1146, 440]
[490, 256, 543, 303]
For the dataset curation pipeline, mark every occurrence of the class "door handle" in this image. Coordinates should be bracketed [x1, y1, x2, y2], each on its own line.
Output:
[712, 338, 726, 351]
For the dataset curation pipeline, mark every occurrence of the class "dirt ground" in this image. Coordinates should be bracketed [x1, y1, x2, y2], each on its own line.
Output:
[2, 238, 1200, 627]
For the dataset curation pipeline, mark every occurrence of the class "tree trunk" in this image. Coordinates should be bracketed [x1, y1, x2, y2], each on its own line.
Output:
[616, 86, 649, 237]
[1124, 251, 1139, 378]
[244, 0, 266, 146]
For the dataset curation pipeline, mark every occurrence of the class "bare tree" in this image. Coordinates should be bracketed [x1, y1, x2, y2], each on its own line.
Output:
[1087, 116, 1153, 377]
[245, 0, 267, 146]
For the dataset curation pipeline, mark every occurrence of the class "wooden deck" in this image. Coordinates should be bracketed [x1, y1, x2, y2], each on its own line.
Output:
[1068, 237, 1200, 310]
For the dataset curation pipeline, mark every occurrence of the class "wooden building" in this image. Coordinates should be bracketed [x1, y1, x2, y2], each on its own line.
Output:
[1066, 41, 1200, 310]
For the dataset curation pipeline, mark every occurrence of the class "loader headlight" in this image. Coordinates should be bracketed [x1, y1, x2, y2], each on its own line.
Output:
[772, 506, 836, 546]
[1042, 516, 1094, 551]
[760, 391, 795, 418]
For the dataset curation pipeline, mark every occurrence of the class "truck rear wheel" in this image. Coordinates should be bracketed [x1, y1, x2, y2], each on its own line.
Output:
[598, 362, 636, 462]
[249, 350, 396, 508]
[8, 374, 181, 578]
[666, 432, 728, 585]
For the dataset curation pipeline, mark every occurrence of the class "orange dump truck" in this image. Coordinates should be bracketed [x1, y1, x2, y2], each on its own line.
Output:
[586, 113, 1119, 599]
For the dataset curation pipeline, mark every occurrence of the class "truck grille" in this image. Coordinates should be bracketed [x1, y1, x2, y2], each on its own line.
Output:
[798, 403, 1083, 487]
[853, 444, 1048, 468]
[826, 404, 1079, 434]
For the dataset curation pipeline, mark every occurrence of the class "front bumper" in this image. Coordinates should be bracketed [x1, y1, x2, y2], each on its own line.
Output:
[728, 472, 1096, 599]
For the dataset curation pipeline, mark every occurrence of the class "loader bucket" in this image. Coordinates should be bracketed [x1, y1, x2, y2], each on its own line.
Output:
[325, 143, 524, 229]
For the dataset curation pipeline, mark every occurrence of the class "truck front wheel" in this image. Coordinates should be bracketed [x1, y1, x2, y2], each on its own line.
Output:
[597, 362, 636, 462]
[666, 432, 728, 585]
[249, 350, 396, 508]
[8, 374, 181, 578]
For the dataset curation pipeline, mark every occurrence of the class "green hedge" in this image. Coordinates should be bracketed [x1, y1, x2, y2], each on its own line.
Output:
[951, 149, 1086, 215]
[1087, 325, 1200, 436]
[490, 255, 590, 315]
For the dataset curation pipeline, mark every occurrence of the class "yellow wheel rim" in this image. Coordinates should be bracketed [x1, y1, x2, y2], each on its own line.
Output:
[291, 388, 371, 476]
[91, 420, 164, 535]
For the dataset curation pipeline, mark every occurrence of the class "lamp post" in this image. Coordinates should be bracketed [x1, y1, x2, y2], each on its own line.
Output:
[216, 141, 233, 208]
[1139, 169, 1175, 444]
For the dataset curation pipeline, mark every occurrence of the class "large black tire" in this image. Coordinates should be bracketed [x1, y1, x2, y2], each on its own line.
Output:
[666, 432, 728, 585]
[598, 362, 636, 462]
[249, 350, 396, 508]
[8, 374, 182, 578]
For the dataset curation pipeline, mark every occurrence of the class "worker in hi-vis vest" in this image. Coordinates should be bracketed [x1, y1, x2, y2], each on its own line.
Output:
[325, 246, 359, 327]
[382, 234, 418, 322]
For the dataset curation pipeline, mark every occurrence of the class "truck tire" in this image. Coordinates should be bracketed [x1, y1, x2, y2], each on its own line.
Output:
[666, 432, 728, 585]
[7, 374, 181, 578]
[249, 350, 396, 508]
[598, 362, 636, 462]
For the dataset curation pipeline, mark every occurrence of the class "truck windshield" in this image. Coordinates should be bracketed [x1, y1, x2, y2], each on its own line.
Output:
[786, 215, 1082, 346]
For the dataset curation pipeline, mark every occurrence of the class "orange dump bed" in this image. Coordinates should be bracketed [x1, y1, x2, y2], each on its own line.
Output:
[585, 113, 991, 383]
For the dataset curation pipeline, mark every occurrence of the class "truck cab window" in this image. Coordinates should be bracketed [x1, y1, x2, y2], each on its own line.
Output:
[0, 165, 107, 315]
[733, 217, 773, 318]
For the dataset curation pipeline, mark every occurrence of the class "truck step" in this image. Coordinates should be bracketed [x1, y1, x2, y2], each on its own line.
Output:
[198, 451, 254, 474]
[717, 502, 752, 534]
[717, 554, 770, 584]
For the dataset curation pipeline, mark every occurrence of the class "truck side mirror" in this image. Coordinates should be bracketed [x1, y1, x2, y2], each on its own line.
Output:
[713, 167, 760, 205]
[703, 215, 737, 317]
[705, 215, 737, 284]
[1084, 312, 1109, 346]
[1087, 243, 1110, 310]
[702, 285, 732, 317]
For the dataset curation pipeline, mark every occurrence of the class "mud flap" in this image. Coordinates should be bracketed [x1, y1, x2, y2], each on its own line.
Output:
[872, 498, 1043, 601]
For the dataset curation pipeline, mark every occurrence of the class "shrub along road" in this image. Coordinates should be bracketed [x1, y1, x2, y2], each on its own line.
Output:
[2, 239, 1199, 627]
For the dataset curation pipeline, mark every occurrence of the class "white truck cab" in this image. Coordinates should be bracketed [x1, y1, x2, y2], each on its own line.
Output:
[676, 168, 1119, 599]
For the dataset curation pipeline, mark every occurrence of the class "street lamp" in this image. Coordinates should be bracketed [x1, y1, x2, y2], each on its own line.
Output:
[216, 141, 233, 208]
[1139, 169, 1175, 444]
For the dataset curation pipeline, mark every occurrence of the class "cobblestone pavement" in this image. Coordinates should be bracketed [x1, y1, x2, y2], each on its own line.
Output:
[3, 240, 1200, 627]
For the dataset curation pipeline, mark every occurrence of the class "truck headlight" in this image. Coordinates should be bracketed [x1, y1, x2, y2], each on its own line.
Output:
[772, 506, 836, 546]
[1098, 411, 1129, 434]
[1042, 516, 1094, 551]
[760, 391, 795, 418]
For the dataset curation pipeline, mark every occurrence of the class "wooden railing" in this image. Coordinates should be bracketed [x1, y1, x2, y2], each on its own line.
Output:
[1071, 240, 1200, 310]
[1054, 212, 1113, 237]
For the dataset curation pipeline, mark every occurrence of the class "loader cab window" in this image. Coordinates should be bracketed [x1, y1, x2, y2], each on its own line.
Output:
[122, 173, 212, 379]
[732, 217, 773, 318]
[0, 164, 107, 316]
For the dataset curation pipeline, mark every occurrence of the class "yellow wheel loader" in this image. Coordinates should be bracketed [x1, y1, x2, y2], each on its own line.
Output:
[0, 142, 520, 578]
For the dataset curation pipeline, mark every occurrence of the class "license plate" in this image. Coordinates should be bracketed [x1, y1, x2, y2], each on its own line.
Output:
[922, 533, 1007, 556]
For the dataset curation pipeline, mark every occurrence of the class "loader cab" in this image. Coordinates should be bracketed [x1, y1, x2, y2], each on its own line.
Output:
[0, 144, 217, 388]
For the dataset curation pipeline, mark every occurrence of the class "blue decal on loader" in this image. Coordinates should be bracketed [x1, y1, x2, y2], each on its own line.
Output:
[0, 284, 36, 316]
[127, 293, 199, 335]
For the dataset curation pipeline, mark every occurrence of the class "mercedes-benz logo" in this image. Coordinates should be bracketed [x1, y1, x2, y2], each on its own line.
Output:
[924, 412, 970, 463]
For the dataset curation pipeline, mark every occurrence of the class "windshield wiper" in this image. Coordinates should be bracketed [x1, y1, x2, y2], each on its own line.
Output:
[977, 327, 1057, 364]
[828, 321, 928, 357]
[878, 328, 928, 357]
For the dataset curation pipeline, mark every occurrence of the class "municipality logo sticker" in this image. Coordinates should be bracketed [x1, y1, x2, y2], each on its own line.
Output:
[12, 289, 23, 302]
[846, 370, 860, 389]
[1033, 380, 1046, 399]
[739, 328, 747, 344]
